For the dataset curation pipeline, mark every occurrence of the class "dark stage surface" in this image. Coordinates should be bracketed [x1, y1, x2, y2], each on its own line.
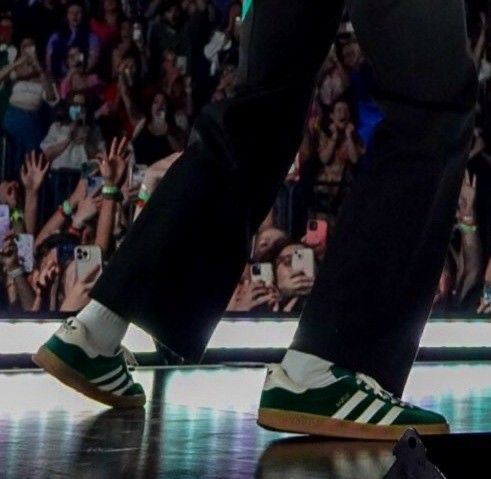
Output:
[0, 362, 490, 478]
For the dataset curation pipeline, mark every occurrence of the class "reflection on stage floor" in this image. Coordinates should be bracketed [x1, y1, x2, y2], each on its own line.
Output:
[0, 362, 489, 478]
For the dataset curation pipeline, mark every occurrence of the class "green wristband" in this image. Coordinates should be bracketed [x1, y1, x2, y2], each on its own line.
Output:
[102, 185, 122, 201]
[457, 222, 477, 234]
[10, 208, 24, 224]
[102, 185, 121, 195]
[62, 200, 73, 217]
[138, 190, 151, 202]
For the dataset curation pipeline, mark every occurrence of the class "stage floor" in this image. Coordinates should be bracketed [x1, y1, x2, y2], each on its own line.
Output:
[0, 362, 490, 478]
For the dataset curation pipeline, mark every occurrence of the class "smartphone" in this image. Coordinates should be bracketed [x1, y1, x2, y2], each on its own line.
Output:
[305, 219, 328, 247]
[292, 248, 315, 278]
[14, 234, 33, 273]
[250, 262, 274, 287]
[132, 164, 148, 187]
[87, 175, 104, 197]
[483, 283, 491, 304]
[176, 56, 187, 74]
[81, 160, 99, 179]
[74, 245, 102, 281]
[56, 242, 76, 265]
[133, 23, 142, 42]
[76, 52, 84, 67]
[0, 205, 10, 247]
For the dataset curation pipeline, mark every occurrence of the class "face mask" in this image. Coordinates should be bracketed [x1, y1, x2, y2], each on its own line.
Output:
[69, 105, 82, 122]
[154, 109, 167, 125]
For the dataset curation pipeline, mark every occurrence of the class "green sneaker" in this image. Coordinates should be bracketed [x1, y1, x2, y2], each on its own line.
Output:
[257, 364, 449, 440]
[32, 318, 146, 409]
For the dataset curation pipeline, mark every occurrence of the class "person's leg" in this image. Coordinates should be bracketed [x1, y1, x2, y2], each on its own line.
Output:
[257, 0, 477, 440]
[289, 0, 478, 397]
[88, 0, 345, 361]
[34, 0, 345, 407]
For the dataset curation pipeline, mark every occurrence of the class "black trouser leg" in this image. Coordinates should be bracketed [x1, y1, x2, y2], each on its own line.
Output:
[91, 0, 345, 361]
[291, 0, 478, 396]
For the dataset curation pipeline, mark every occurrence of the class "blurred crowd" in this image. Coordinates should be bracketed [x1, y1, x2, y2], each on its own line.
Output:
[0, 0, 489, 317]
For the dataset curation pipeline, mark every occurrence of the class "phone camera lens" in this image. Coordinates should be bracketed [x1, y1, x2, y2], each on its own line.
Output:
[309, 220, 317, 230]
[252, 264, 260, 275]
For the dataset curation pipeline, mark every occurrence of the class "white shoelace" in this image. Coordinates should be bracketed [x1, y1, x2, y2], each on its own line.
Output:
[355, 372, 411, 407]
[121, 345, 139, 368]
[63, 318, 77, 332]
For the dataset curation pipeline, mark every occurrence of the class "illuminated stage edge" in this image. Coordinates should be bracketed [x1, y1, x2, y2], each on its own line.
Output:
[0, 318, 490, 356]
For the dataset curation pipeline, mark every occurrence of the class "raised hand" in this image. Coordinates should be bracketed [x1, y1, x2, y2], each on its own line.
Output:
[0, 231, 20, 272]
[477, 297, 491, 315]
[328, 122, 338, 137]
[345, 122, 355, 137]
[184, 75, 192, 95]
[141, 152, 183, 193]
[229, 280, 277, 311]
[69, 178, 89, 209]
[280, 271, 315, 297]
[0, 181, 20, 209]
[457, 170, 477, 222]
[96, 137, 131, 187]
[14, 55, 28, 69]
[60, 263, 101, 312]
[21, 151, 50, 194]
[31, 259, 60, 310]
[72, 196, 102, 228]
[121, 182, 140, 206]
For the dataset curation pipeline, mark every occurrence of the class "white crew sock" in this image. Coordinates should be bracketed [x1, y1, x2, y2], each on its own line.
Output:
[76, 300, 129, 356]
[281, 349, 337, 389]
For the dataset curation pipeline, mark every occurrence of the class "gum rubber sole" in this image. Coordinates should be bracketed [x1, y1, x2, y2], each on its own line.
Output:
[257, 407, 449, 440]
[32, 346, 146, 409]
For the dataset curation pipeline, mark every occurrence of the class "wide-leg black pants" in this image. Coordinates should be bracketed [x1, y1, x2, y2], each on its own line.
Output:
[92, 0, 477, 396]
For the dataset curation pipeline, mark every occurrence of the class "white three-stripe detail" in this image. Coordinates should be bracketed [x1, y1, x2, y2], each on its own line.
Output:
[355, 399, 385, 423]
[97, 372, 128, 392]
[331, 391, 368, 420]
[377, 406, 403, 425]
[91, 365, 124, 384]
[113, 380, 134, 396]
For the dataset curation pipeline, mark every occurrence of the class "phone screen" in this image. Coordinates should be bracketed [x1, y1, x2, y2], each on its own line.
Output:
[81, 160, 99, 179]
[14, 234, 34, 273]
[292, 248, 315, 278]
[133, 24, 142, 41]
[176, 56, 187, 73]
[75, 245, 102, 281]
[87, 176, 104, 197]
[0, 205, 10, 248]
[56, 242, 76, 265]
[251, 262, 273, 286]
